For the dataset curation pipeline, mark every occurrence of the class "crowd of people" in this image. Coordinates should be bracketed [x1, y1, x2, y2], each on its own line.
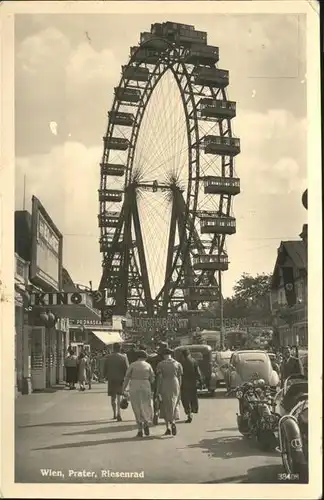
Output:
[63, 341, 307, 438]
[64, 341, 202, 438]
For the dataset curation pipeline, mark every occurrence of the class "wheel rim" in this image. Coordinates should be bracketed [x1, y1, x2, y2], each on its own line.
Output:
[282, 433, 293, 474]
[99, 24, 240, 317]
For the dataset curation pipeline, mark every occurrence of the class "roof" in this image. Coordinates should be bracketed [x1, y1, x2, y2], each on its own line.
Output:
[282, 240, 307, 269]
[271, 240, 307, 288]
[62, 268, 79, 292]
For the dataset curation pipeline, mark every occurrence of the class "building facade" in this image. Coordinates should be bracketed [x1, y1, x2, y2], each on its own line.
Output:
[270, 190, 308, 350]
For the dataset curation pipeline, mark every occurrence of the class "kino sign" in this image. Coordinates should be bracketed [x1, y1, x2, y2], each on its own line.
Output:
[30, 292, 90, 307]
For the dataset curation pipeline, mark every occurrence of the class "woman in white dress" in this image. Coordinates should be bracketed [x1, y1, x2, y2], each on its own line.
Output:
[122, 350, 155, 437]
[156, 348, 183, 436]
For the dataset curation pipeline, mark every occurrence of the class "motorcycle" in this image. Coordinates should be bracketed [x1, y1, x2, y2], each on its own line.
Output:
[274, 374, 308, 481]
[235, 378, 280, 451]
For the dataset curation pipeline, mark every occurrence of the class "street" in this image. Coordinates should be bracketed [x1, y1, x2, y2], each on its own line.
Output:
[15, 384, 284, 484]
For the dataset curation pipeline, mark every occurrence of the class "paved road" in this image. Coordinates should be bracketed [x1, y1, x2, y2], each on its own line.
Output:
[15, 384, 284, 484]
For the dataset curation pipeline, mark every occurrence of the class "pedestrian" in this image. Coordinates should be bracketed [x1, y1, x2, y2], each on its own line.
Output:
[122, 350, 155, 438]
[104, 343, 129, 421]
[148, 342, 168, 425]
[156, 347, 183, 436]
[126, 344, 138, 364]
[280, 345, 304, 387]
[99, 351, 106, 382]
[64, 348, 78, 390]
[179, 348, 202, 423]
[78, 352, 88, 391]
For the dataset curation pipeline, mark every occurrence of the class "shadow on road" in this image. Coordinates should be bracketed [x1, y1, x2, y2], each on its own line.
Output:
[32, 434, 163, 451]
[32, 386, 66, 394]
[202, 464, 289, 484]
[63, 423, 138, 436]
[206, 427, 237, 433]
[18, 419, 134, 429]
[198, 390, 230, 400]
[187, 434, 276, 460]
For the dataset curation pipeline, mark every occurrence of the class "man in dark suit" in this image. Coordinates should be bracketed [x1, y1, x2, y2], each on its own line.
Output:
[104, 343, 129, 421]
[281, 346, 304, 385]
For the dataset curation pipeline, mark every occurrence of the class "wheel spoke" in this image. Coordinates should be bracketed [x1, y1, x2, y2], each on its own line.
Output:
[99, 23, 240, 315]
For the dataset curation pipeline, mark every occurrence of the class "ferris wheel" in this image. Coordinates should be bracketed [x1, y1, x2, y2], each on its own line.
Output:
[98, 21, 240, 319]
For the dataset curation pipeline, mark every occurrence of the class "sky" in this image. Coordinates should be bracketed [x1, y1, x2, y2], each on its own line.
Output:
[14, 12, 307, 298]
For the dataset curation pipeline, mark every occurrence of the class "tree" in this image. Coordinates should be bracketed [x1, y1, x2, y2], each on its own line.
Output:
[233, 272, 272, 305]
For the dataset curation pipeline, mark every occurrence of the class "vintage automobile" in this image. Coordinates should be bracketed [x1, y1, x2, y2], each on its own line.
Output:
[226, 350, 280, 391]
[212, 350, 233, 387]
[174, 344, 217, 396]
[274, 374, 308, 481]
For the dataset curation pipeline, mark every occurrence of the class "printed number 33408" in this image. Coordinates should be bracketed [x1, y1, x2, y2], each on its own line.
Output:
[278, 473, 299, 481]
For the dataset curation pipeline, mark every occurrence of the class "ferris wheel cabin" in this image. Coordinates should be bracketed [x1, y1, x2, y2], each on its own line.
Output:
[184, 44, 219, 64]
[194, 67, 229, 88]
[130, 46, 160, 64]
[204, 177, 240, 196]
[114, 87, 141, 104]
[200, 215, 236, 235]
[193, 253, 229, 271]
[108, 111, 134, 127]
[151, 22, 207, 46]
[99, 234, 114, 252]
[98, 211, 120, 228]
[103, 137, 130, 151]
[100, 163, 126, 177]
[98, 189, 123, 203]
[140, 32, 170, 51]
[204, 136, 240, 156]
[122, 65, 150, 82]
[184, 286, 219, 302]
[199, 98, 236, 120]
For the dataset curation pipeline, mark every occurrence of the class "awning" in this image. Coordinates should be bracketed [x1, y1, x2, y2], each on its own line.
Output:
[92, 330, 124, 345]
[31, 304, 101, 321]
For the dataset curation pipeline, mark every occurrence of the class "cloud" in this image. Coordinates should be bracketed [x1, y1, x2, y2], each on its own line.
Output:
[15, 142, 102, 287]
[15, 27, 120, 155]
[235, 108, 307, 196]
[15, 14, 306, 157]
[14, 14, 307, 296]
[15, 106, 307, 296]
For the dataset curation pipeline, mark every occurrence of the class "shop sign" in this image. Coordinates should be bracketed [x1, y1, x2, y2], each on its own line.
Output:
[132, 317, 188, 330]
[30, 196, 63, 291]
[30, 291, 91, 307]
[69, 318, 112, 329]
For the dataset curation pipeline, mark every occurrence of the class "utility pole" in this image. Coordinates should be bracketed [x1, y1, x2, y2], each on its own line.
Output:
[219, 270, 224, 349]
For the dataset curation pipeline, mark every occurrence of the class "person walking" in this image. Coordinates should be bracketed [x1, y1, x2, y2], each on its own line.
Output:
[104, 343, 129, 421]
[280, 345, 304, 387]
[122, 350, 155, 438]
[64, 348, 78, 390]
[148, 342, 168, 425]
[78, 351, 88, 391]
[98, 351, 106, 383]
[179, 348, 202, 423]
[156, 348, 183, 436]
[126, 344, 138, 364]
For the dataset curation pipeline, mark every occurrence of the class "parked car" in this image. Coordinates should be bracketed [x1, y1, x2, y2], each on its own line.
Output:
[213, 350, 233, 387]
[174, 344, 217, 396]
[226, 350, 280, 390]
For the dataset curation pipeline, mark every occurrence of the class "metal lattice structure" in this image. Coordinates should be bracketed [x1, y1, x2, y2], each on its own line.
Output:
[98, 21, 240, 319]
